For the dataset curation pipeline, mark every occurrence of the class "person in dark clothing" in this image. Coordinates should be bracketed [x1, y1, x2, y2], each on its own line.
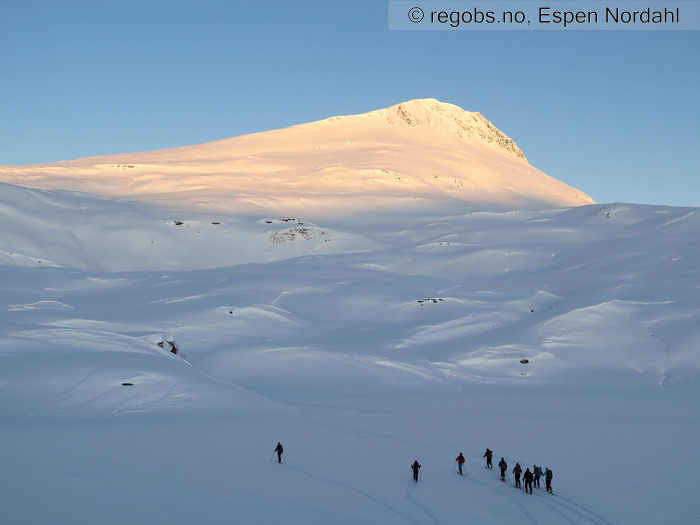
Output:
[483, 448, 493, 469]
[411, 460, 421, 482]
[455, 453, 466, 475]
[523, 468, 534, 494]
[545, 468, 553, 493]
[274, 442, 284, 463]
[513, 463, 522, 488]
[498, 457, 507, 481]
[533, 465, 542, 488]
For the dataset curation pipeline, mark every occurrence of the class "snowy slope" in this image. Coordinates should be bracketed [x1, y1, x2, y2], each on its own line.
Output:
[0, 101, 698, 524]
[0, 99, 594, 215]
[1, 183, 698, 524]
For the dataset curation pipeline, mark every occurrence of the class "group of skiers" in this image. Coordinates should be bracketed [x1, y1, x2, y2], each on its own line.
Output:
[420, 447, 553, 495]
[275, 441, 553, 494]
[492, 449, 553, 494]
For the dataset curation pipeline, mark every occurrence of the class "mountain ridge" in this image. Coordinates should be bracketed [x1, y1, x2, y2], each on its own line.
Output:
[0, 99, 594, 215]
[358, 98, 527, 160]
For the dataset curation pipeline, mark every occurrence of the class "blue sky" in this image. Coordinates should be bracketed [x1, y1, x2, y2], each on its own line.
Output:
[1, 0, 698, 206]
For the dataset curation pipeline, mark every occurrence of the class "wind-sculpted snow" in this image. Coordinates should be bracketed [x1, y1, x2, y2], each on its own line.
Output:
[1, 187, 698, 521]
[1, 188, 698, 396]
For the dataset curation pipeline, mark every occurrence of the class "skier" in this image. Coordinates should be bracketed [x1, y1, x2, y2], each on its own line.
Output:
[513, 462, 522, 489]
[498, 457, 507, 482]
[533, 464, 542, 488]
[545, 467, 553, 494]
[455, 453, 466, 476]
[483, 448, 493, 469]
[274, 442, 284, 463]
[523, 468, 534, 494]
[411, 460, 422, 482]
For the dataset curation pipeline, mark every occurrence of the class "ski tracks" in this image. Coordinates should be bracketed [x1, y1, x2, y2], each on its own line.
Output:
[405, 482, 440, 525]
[533, 493, 614, 525]
[465, 474, 542, 525]
[285, 460, 611, 525]
[508, 487, 612, 525]
[468, 464, 613, 525]
[285, 463, 423, 525]
[510, 497, 541, 525]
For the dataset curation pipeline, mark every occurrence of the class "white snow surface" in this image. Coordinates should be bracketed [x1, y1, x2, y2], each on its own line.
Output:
[0, 99, 594, 215]
[0, 101, 698, 525]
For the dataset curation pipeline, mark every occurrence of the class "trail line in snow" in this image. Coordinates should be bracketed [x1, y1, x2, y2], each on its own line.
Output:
[465, 458, 613, 525]
[511, 497, 541, 525]
[662, 210, 694, 227]
[300, 413, 457, 455]
[469, 466, 611, 525]
[462, 467, 542, 525]
[529, 493, 586, 525]
[405, 482, 440, 525]
[539, 493, 613, 525]
[284, 463, 423, 525]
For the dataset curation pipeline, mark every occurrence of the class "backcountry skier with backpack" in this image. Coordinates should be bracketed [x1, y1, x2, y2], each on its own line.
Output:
[455, 453, 466, 476]
[523, 468, 534, 494]
[534, 465, 543, 488]
[545, 467, 553, 493]
[483, 448, 493, 469]
[498, 457, 507, 482]
[513, 462, 522, 489]
[274, 442, 284, 463]
[411, 460, 421, 482]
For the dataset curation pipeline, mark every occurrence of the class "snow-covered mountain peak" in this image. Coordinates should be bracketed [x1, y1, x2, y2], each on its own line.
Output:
[369, 98, 527, 161]
[0, 99, 593, 214]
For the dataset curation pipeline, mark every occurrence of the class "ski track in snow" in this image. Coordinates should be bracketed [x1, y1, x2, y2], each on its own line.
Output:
[511, 497, 541, 525]
[300, 411, 461, 455]
[284, 463, 424, 524]
[465, 471, 541, 525]
[405, 482, 440, 525]
[542, 494, 614, 525]
[528, 493, 585, 525]
[465, 466, 615, 525]
[306, 413, 615, 525]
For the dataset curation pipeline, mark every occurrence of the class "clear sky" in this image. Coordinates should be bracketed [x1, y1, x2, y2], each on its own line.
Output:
[1, 0, 698, 207]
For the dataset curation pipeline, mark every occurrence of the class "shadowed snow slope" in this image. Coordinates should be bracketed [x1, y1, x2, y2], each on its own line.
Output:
[0, 99, 594, 215]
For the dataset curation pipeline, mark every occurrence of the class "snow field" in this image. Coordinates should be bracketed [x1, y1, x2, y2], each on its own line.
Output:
[1, 180, 699, 523]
